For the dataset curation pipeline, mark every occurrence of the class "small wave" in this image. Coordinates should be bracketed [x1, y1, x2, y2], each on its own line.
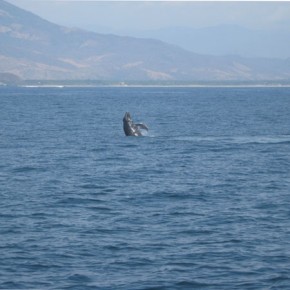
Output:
[68, 273, 92, 283]
[175, 280, 212, 288]
[172, 135, 290, 145]
[229, 135, 290, 145]
[78, 183, 109, 190]
[11, 166, 41, 173]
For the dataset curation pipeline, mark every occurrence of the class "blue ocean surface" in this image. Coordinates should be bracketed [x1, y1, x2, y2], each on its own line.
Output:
[0, 86, 290, 289]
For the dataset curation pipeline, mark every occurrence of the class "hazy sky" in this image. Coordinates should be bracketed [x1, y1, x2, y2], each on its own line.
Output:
[6, 0, 290, 34]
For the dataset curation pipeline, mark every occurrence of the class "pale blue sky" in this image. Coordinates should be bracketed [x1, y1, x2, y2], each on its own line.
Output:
[6, 0, 290, 34]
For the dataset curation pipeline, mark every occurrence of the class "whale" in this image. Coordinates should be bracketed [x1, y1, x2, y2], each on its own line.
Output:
[123, 112, 149, 136]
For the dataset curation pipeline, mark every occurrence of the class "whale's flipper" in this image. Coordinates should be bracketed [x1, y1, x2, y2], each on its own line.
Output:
[135, 123, 149, 131]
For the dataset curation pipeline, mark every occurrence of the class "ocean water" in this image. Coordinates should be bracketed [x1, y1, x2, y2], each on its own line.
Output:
[0, 86, 290, 290]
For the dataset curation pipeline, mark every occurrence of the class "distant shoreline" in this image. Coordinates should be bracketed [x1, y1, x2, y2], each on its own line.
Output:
[2, 80, 290, 89]
[20, 84, 290, 89]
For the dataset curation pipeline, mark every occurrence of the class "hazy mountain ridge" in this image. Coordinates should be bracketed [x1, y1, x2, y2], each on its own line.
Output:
[1, 0, 290, 82]
[123, 25, 290, 59]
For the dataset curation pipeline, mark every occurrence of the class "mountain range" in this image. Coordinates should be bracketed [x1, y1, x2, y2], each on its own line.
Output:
[1, 0, 290, 82]
[120, 25, 290, 59]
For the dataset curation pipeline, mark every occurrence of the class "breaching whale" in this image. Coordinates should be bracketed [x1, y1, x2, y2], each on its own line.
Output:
[123, 112, 149, 136]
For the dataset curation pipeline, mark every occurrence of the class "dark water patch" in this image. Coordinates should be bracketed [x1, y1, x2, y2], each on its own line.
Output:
[11, 165, 43, 173]
[68, 273, 93, 283]
[0, 281, 29, 289]
[87, 206, 112, 212]
[55, 196, 106, 207]
[78, 183, 111, 190]
[175, 280, 212, 288]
